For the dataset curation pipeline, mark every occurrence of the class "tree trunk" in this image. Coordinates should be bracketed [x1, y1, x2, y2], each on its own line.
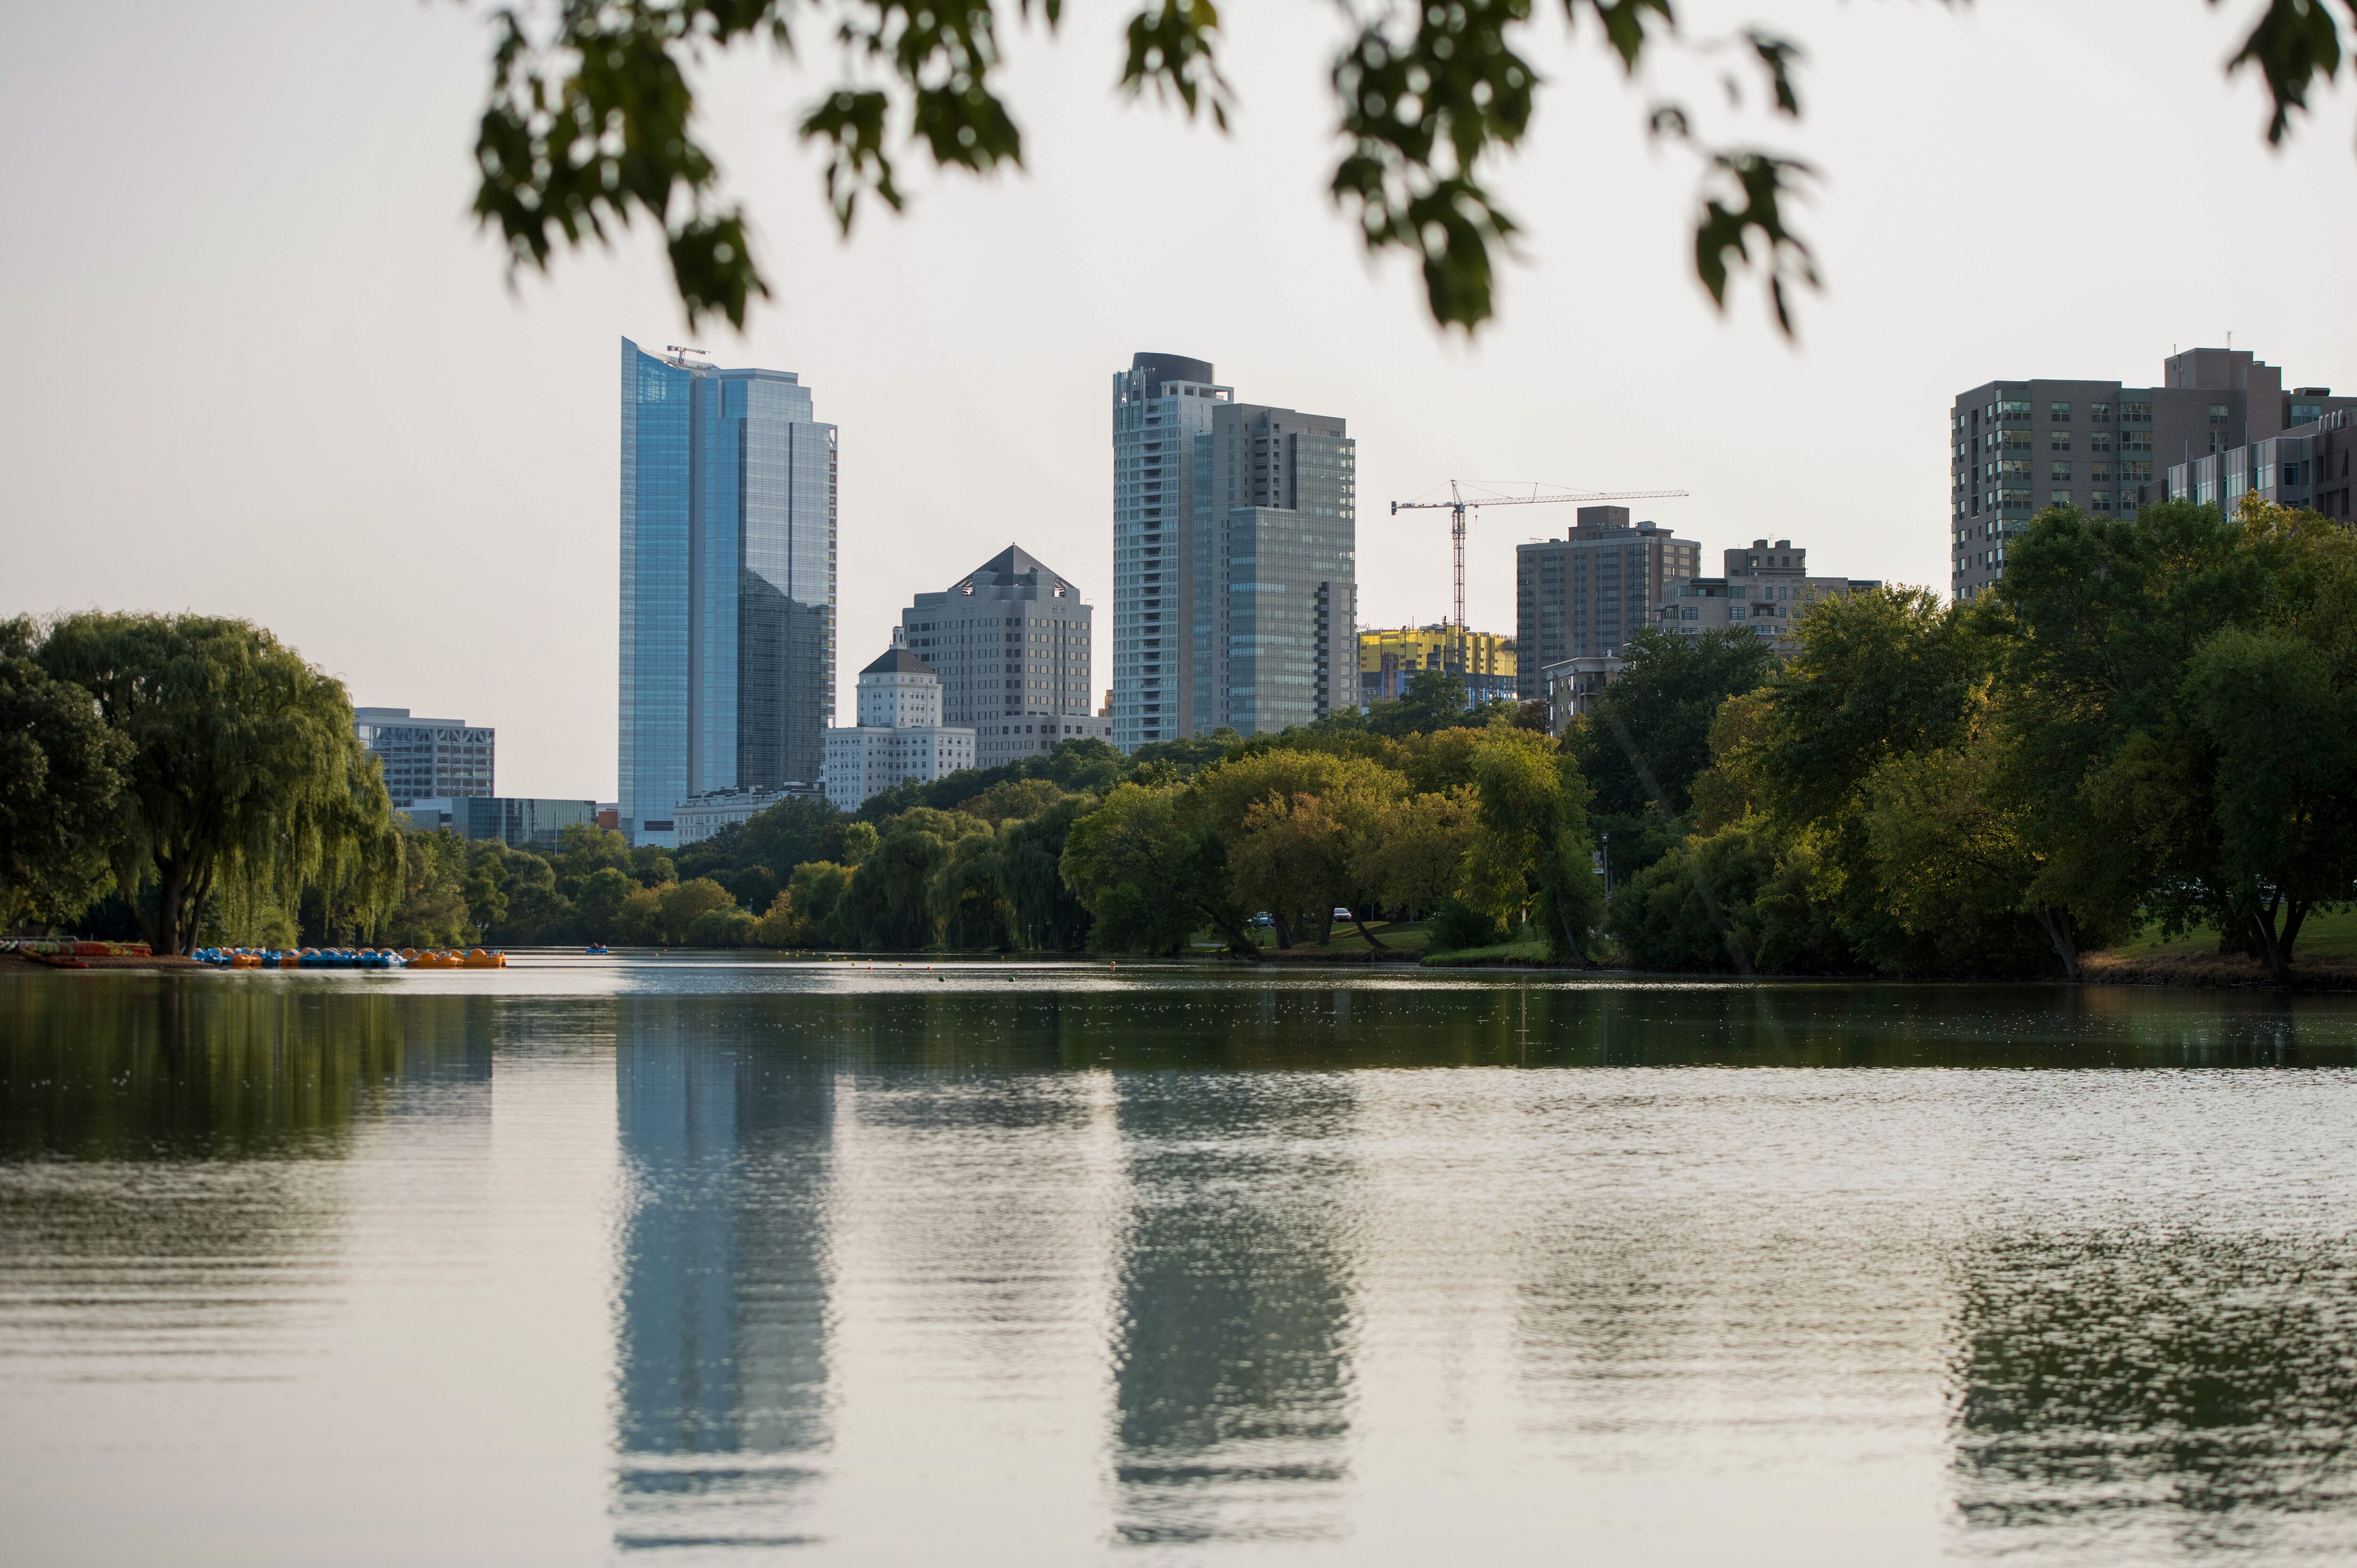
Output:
[1272, 914, 1295, 949]
[1554, 896, 1597, 970]
[152, 857, 186, 956]
[2252, 893, 2288, 981]
[1352, 916, 1387, 949]
[2032, 906, 2080, 981]
[2280, 897, 2312, 973]
[1316, 908, 1334, 945]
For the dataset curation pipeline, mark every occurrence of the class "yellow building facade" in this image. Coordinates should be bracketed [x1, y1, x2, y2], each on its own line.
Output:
[1358, 625, 1518, 706]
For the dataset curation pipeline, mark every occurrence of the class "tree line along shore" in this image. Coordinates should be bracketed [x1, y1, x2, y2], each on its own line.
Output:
[5, 498, 2353, 986]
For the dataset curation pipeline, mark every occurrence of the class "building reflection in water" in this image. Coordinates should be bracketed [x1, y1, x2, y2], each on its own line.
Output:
[1949, 1227, 2357, 1559]
[1109, 1072, 1360, 1546]
[612, 1010, 835, 1553]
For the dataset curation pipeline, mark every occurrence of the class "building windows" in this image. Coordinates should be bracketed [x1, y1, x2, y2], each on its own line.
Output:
[2209, 404, 2232, 425]
[2091, 491, 2114, 513]
[2051, 429, 2071, 452]
[2291, 402, 2323, 426]
[2091, 461, 2113, 482]
[1996, 458, 2032, 482]
[2122, 460, 2153, 482]
[2050, 490, 2073, 509]
[2050, 461, 2072, 482]
[2089, 429, 2113, 453]
[2090, 402, 2113, 424]
[2122, 431, 2153, 454]
[2000, 428, 2032, 452]
[2120, 401, 2152, 425]
[2049, 401, 2072, 422]
[1997, 399, 2032, 421]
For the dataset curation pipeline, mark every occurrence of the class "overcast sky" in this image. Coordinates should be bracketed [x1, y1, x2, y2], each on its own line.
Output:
[5, 0, 2353, 797]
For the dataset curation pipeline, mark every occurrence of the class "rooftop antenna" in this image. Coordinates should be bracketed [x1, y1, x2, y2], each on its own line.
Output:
[665, 344, 709, 367]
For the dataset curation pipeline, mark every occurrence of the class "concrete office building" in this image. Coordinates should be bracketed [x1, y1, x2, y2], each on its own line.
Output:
[1950, 347, 2355, 600]
[1513, 507, 1702, 700]
[354, 707, 494, 807]
[1359, 625, 1517, 706]
[1656, 537, 1880, 654]
[619, 338, 838, 847]
[823, 647, 977, 811]
[1109, 353, 1357, 747]
[898, 545, 1108, 768]
[399, 796, 597, 851]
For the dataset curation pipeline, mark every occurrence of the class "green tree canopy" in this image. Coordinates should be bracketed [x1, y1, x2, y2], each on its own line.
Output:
[1569, 625, 1777, 821]
[35, 614, 398, 954]
[1995, 498, 2357, 976]
[1463, 726, 1602, 961]
[0, 617, 129, 932]
[1061, 781, 1251, 954]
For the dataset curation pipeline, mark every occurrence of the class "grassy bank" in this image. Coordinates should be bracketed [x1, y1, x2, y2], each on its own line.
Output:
[2082, 908, 2357, 989]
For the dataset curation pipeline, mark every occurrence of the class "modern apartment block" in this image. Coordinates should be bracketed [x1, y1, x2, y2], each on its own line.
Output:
[1655, 537, 1879, 653]
[2166, 398, 2357, 520]
[898, 545, 1107, 769]
[1358, 625, 1517, 706]
[1949, 347, 2354, 600]
[1513, 508, 1702, 699]
[822, 647, 977, 811]
[1109, 353, 1357, 747]
[618, 337, 838, 847]
[398, 796, 597, 851]
[354, 707, 494, 807]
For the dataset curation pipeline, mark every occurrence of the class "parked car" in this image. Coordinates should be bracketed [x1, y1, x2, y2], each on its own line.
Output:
[1332, 908, 1353, 921]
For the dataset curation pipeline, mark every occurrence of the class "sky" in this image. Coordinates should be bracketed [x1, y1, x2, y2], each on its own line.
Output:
[4, 0, 2353, 798]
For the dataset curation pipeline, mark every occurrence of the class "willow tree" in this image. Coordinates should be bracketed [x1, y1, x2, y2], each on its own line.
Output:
[36, 614, 401, 954]
[1, 616, 131, 932]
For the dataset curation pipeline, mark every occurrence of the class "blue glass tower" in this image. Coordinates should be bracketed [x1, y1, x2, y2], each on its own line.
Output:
[620, 338, 837, 846]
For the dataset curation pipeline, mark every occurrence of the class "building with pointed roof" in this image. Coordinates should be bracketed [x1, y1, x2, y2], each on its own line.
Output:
[823, 643, 976, 811]
[897, 544, 1109, 770]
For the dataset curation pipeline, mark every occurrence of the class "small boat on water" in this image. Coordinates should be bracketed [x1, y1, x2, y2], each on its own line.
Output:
[585, 944, 610, 955]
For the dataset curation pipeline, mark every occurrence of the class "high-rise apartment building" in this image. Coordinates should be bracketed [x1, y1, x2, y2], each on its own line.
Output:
[619, 338, 837, 846]
[1513, 507, 1702, 699]
[1948, 346, 2355, 600]
[354, 707, 494, 807]
[1654, 537, 1879, 653]
[1109, 353, 1357, 747]
[897, 545, 1107, 768]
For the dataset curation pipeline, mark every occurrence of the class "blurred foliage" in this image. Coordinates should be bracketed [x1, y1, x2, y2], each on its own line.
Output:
[459, 0, 2357, 337]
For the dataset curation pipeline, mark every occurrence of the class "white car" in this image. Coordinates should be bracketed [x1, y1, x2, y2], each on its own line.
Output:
[1332, 907, 1353, 921]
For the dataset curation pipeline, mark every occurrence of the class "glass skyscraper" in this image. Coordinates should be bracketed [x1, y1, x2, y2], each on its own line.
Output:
[1110, 353, 1356, 748]
[619, 338, 837, 846]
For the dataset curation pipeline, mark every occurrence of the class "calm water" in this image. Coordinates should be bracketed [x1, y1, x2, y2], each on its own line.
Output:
[4, 961, 2357, 1565]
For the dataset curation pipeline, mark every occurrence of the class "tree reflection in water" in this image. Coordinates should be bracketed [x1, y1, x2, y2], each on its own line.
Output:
[1951, 1228, 2357, 1557]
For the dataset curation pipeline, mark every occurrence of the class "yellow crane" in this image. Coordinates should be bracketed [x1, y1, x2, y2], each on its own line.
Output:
[1391, 480, 1689, 636]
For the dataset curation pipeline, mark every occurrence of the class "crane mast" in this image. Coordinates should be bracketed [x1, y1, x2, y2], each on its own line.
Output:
[1388, 481, 1690, 646]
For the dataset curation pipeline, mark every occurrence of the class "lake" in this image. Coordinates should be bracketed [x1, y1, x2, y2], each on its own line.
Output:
[4, 960, 2356, 1565]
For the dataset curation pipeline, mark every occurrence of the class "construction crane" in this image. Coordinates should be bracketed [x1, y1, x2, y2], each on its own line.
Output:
[1390, 480, 1690, 635]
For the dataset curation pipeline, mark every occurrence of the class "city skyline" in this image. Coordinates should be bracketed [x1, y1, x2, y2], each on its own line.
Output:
[8, 3, 2356, 796]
